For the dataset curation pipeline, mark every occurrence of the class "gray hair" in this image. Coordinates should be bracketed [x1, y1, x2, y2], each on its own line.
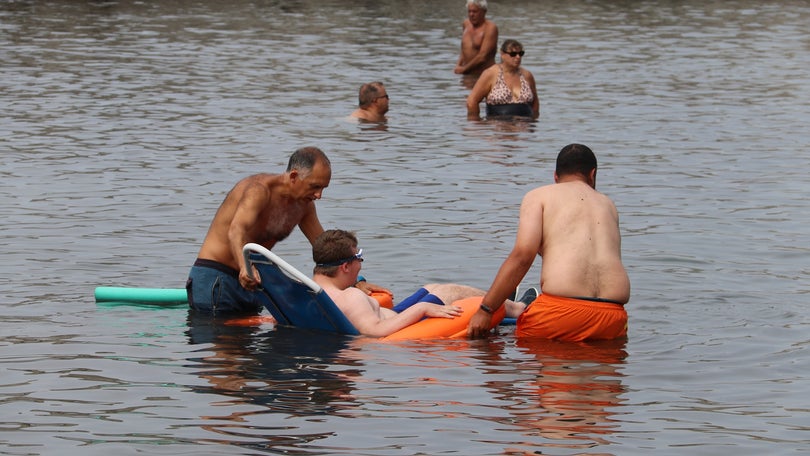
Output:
[466, 0, 487, 10]
[286, 147, 330, 173]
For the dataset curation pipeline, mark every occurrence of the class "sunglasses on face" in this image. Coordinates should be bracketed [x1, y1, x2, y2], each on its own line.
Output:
[315, 249, 364, 267]
[505, 50, 525, 57]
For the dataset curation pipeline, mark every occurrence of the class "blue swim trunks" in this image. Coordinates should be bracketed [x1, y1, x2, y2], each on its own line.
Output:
[392, 287, 444, 313]
[186, 258, 263, 315]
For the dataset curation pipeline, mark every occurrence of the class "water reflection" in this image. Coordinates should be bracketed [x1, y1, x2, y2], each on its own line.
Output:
[459, 73, 479, 90]
[506, 338, 627, 451]
[353, 118, 390, 132]
[482, 117, 538, 134]
[185, 313, 362, 419]
[344, 336, 627, 453]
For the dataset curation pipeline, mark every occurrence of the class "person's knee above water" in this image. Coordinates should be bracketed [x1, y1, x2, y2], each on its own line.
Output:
[468, 144, 630, 341]
[466, 39, 539, 120]
[390, 283, 526, 318]
[311, 229, 526, 337]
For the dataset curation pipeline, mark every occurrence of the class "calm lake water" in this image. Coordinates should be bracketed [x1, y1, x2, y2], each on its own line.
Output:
[2, 0, 809, 454]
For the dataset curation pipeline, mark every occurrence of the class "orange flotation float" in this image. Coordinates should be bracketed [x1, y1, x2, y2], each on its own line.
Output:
[382, 296, 505, 340]
[370, 290, 394, 309]
[224, 315, 278, 327]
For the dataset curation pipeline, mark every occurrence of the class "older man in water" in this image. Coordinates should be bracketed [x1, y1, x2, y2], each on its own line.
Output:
[187, 147, 386, 315]
[454, 0, 498, 75]
[468, 144, 631, 341]
[350, 81, 389, 123]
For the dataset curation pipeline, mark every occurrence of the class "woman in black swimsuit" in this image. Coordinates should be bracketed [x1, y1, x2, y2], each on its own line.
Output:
[465, 39, 539, 120]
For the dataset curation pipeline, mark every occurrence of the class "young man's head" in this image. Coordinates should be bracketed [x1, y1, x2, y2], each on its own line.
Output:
[555, 143, 597, 187]
[313, 230, 363, 278]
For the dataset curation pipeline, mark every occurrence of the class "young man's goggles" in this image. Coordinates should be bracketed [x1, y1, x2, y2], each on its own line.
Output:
[316, 249, 364, 267]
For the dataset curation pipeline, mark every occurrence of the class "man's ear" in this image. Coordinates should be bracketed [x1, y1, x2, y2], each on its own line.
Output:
[288, 169, 299, 183]
[553, 171, 560, 183]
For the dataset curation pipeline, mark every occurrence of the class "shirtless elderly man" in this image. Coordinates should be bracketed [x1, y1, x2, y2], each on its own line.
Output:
[454, 0, 498, 75]
[313, 229, 527, 338]
[187, 147, 385, 315]
[469, 144, 631, 341]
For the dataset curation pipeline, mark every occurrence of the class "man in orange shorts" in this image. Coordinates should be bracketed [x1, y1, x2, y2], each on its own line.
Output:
[468, 144, 631, 342]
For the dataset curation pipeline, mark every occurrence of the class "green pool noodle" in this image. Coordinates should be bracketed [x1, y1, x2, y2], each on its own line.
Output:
[94, 286, 188, 304]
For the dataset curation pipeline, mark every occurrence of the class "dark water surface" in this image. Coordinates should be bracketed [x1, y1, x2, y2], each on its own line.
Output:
[2, 0, 809, 454]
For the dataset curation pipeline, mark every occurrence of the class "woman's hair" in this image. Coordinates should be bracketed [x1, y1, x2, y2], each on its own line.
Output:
[500, 39, 523, 53]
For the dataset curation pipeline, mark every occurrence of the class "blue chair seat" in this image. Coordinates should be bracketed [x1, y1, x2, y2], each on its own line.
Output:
[243, 243, 360, 335]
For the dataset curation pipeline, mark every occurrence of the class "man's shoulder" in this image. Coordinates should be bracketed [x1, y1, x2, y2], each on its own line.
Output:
[529, 181, 614, 205]
[526, 182, 556, 196]
[237, 173, 284, 197]
[241, 172, 281, 183]
[333, 287, 374, 313]
[477, 63, 499, 79]
[351, 108, 374, 121]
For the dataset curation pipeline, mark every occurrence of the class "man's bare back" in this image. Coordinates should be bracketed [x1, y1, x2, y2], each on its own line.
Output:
[469, 144, 630, 340]
[525, 179, 630, 303]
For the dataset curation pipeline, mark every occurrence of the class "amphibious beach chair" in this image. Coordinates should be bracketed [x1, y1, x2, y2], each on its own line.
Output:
[243, 243, 505, 340]
[95, 245, 505, 339]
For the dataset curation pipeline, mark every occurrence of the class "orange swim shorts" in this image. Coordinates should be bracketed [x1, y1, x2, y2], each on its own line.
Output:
[516, 293, 628, 342]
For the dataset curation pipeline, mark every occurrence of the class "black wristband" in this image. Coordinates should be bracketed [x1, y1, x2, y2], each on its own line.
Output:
[479, 304, 494, 314]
